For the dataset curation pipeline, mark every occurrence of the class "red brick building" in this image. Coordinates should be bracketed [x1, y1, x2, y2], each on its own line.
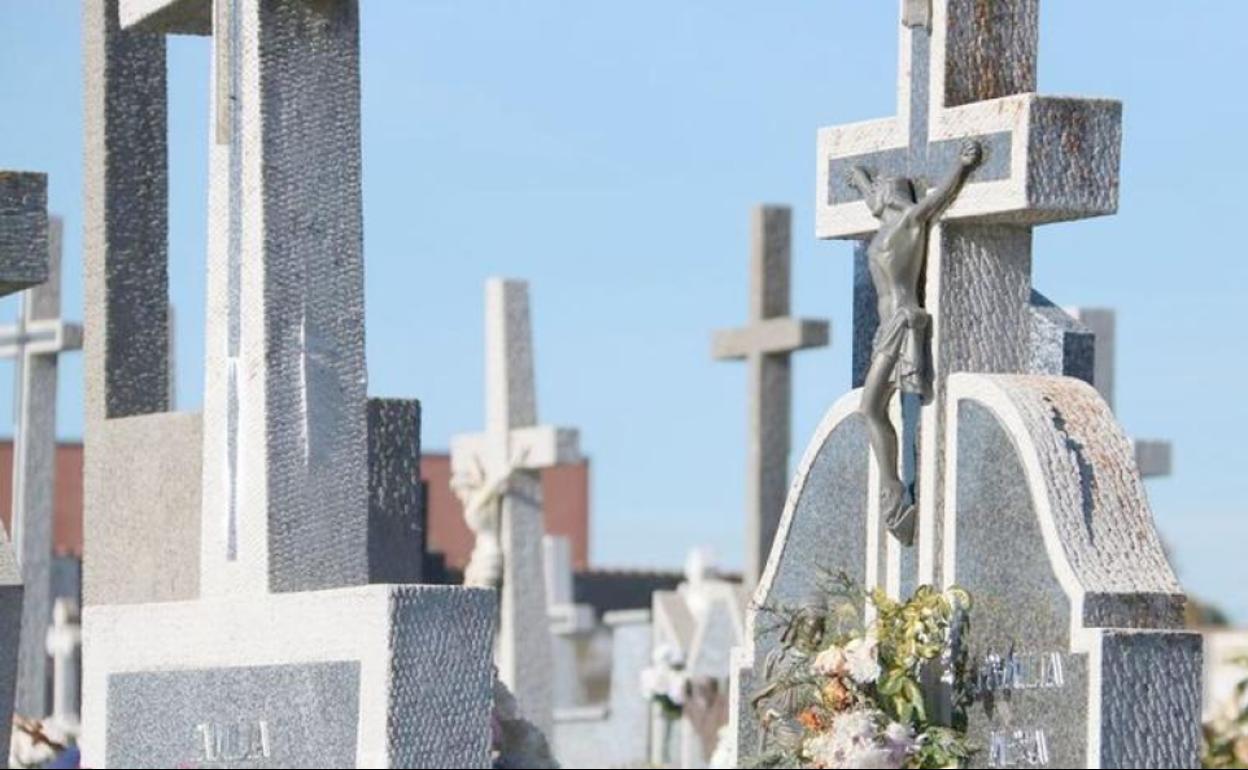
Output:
[0, 442, 590, 572]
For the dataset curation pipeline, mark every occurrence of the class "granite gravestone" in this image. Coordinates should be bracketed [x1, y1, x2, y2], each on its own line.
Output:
[0, 217, 82, 722]
[729, 2, 1202, 767]
[82, 2, 496, 767]
[712, 205, 828, 588]
[451, 278, 581, 739]
[1067, 307, 1173, 479]
[0, 170, 50, 770]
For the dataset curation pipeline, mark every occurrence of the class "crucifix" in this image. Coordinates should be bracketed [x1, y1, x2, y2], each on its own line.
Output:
[816, 0, 1120, 593]
[451, 278, 580, 738]
[712, 205, 828, 588]
[0, 217, 82, 720]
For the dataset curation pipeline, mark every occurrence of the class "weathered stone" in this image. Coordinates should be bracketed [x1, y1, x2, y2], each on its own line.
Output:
[0, 173, 49, 296]
[82, 2, 499, 766]
[949, 374, 1200, 767]
[728, 392, 871, 761]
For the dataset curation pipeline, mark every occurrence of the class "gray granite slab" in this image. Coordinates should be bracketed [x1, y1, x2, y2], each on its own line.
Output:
[107, 661, 361, 768]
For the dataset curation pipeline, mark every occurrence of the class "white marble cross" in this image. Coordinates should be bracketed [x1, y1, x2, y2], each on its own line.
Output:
[0, 217, 82, 720]
[451, 278, 580, 738]
[44, 598, 81, 736]
[816, 0, 1121, 595]
[713, 205, 828, 588]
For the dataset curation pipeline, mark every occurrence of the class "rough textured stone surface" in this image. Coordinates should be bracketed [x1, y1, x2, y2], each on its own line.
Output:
[712, 205, 829, 587]
[194, 0, 369, 597]
[84, 0, 185, 608]
[0, 567, 20, 770]
[554, 610, 652, 769]
[0, 172, 49, 296]
[1028, 291, 1094, 383]
[85, 2, 499, 766]
[84, 585, 497, 768]
[107, 661, 362, 768]
[368, 398, 425, 584]
[731, 392, 870, 762]
[1100, 630, 1202, 769]
[949, 374, 1197, 768]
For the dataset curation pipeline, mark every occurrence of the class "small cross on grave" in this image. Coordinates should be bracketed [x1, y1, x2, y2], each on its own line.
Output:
[451, 278, 580, 738]
[0, 217, 82, 721]
[712, 205, 828, 589]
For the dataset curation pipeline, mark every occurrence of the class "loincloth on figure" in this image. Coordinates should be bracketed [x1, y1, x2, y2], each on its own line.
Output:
[871, 306, 930, 395]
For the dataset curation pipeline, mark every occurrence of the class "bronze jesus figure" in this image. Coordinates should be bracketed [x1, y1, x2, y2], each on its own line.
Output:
[847, 139, 982, 545]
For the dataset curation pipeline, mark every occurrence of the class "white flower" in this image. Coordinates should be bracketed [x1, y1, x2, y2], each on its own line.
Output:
[653, 642, 685, 669]
[848, 746, 901, 769]
[812, 645, 847, 676]
[833, 709, 878, 745]
[639, 666, 669, 700]
[844, 634, 882, 684]
[664, 672, 688, 706]
[882, 721, 916, 764]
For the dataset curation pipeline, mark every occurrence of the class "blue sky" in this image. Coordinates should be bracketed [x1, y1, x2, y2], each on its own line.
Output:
[0, 2, 1244, 621]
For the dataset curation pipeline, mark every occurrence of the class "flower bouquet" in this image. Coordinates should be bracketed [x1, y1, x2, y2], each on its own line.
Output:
[746, 572, 975, 769]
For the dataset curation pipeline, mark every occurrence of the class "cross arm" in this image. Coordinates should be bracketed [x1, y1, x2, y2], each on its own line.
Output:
[451, 425, 582, 478]
[119, 0, 211, 35]
[712, 317, 829, 361]
[817, 94, 1122, 240]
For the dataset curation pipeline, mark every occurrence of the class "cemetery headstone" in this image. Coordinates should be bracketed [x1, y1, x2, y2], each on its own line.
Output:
[82, 2, 497, 767]
[0, 217, 83, 721]
[713, 205, 829, 588]
[451, 277, 580, 738]
[0, 169, 50, 770]
[730, 2, 1203, 767]
[553, 609, 653, 769]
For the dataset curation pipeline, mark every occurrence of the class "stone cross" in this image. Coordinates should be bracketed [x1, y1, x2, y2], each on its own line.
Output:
[83, 2, 496, 766]
[731, 3, 1202, 767]
[451, 277, 581, 738]
[1068, 307, 1173, 478]
[816, 0, 1121, 596]
[712, 205, 828, 588]
[44, 598, 81, 737]
[0, 218, 82, 720]
[0, 169, 49, 770]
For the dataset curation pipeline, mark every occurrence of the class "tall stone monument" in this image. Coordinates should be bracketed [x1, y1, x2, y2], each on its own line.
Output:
[712, 205, 829, 588]
[451, 278, 581, 738]
[730, 2, 1202, 767]
[82, 1, 496, 766]
[0, 217, 83, 721]
[0, 169, 50, 769]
